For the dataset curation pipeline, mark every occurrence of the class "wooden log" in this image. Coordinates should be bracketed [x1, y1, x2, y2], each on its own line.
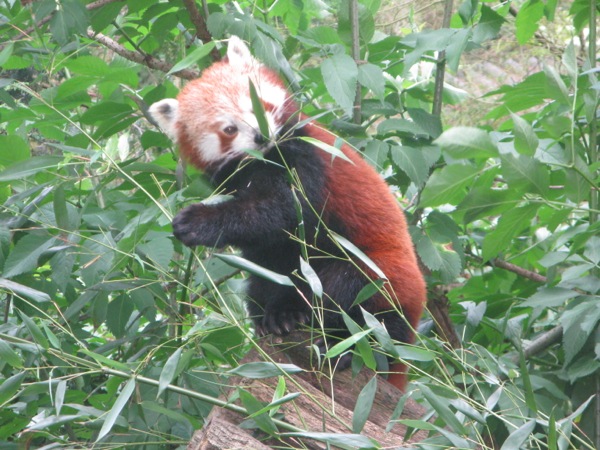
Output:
[188, 331, 428, 450]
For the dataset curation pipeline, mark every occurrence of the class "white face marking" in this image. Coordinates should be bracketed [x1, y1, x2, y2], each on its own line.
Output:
[198, 134, 222, 163]
[148, 98, 179, 138]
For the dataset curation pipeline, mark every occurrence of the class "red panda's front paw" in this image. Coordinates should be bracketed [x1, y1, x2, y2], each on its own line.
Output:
[172, 205, 209, 247]
[255, 309, 310, 336]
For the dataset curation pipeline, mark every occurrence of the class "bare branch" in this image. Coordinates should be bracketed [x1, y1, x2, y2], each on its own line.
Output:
[490, 258, 547, 283]
[181, 0, 221, 61]
[427, 286, 461, 349]
[509, 325, 563, 363]
[87, 30, 200, 80]
[432, 0, 454, 117]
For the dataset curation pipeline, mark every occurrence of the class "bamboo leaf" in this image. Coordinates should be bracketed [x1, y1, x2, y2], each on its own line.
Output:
[215, 253, 294, 286]
[157, 347, 182, 398]
[96, 378, 135, 442]
[167, 42, 216, 75]
[500, 420, 536, 450]
[352, 375, 377, 433]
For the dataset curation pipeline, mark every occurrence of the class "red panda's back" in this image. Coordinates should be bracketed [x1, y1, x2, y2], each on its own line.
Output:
[306, 122, 426, 327]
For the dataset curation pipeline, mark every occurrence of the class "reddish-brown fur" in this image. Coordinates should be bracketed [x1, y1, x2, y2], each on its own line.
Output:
[304, 122, 426, 391]
[154, 40, 427, 391]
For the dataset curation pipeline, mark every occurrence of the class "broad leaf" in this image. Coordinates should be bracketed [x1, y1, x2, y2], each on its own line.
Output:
[321, 53, 358, 116]
[435, 126, 498, 160]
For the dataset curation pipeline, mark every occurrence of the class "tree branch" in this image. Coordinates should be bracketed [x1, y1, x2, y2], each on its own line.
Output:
[432, 0, 454, 117]
[509, 325, 563, 363]
[490, 258, 547, 283]
[86, 30, 200, 80]
[181, 0, 221, 62]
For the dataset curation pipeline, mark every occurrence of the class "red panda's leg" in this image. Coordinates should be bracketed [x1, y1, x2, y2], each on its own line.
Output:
[246, 276, 311, 336]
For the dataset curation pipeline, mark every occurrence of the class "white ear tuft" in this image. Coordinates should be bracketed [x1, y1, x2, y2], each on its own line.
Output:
[227, 36, 256, 67]
[149, 98, 179, 139]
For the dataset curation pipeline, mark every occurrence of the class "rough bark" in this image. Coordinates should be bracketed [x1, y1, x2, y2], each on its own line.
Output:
[188, 331, 429, 450]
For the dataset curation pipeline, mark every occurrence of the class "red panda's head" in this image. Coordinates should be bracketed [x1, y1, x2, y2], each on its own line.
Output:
[149, 36, 297, 170]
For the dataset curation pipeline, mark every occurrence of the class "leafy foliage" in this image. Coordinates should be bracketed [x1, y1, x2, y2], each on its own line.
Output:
[0, 0, 598, 448]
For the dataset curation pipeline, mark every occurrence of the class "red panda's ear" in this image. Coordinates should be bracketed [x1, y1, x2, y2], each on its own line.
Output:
[149, 99, 179, 140]
[227, 35, 256, 68]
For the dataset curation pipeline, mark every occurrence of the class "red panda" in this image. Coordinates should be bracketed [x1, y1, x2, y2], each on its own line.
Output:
[149, 36, 427, 391]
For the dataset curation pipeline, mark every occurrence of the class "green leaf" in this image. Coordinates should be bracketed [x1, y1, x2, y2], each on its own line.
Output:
[473, 5, 505, 44]
[168, 42, 216, 74]
[321, 53, 358, 115]
[106, 294, 134, 338]
[53, 184, 70, 232]
[420, 164, 478, 207]
[215, 254, 294, 286]
[361, 307, 395, 354]
[394, 345, 436, 362]
[511, 112, 539, 156]
[414, 234, 461, 283]
[3, 234, 56, 279]
[420, 384, 466, 434]
[137, 237, 174, 272]
[300, 137, 354, 164]
[300, 258, 323, 299]
[515, 0, 544, 44]
[238, 389, 278, 435]
[358, 63, 384, 98]
[325, 328, 373, 359]
[0, 278, 50, 303]
[55, 380, 67, 415]
[407, 108, 443, 139]
[435, 126, 498, 159]
[330, 232, 386, 279]
[389, 144, 429, 187]
[247, 392, 301, 418]
[0, 156, 65, 181]
[0, 339, 23, 368]
[456, 187, 519, 224]
[141, 400, 198, 428]
[79, 348, 132, 372]
[50, 0, 89, 45]
[249, 80, 270, 139]
[544, 65, 570, 105]
[80, 102, 134, 125]
[378, 118, 428, 137]
[0, 42, 14, 67]
[0, 372, 26, 406]
[561, 300, 600, 365]
[522, 287, 578, 308]
[500, 420, 536, 449]
[18, 311, 49, 350]
[0, 136, 29, 168]
[157, 347, 182, 398]
[500, 153, 549, 196]
[352, 280, 385, 308]
[352, 375, 377, 433]
[281, 431, 378, 450]
[228, 362, 303, 379]
[482, 203, 540, 261]
[96, 377, 135, 442]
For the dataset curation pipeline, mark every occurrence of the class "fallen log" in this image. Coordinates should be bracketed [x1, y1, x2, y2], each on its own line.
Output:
[188, 331, 429, 449]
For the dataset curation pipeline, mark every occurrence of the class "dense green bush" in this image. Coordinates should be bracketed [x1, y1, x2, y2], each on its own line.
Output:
[0, 0, 598, 448]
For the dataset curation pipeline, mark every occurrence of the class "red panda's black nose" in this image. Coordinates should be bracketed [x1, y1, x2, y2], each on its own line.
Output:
[254, 133, 266, 145]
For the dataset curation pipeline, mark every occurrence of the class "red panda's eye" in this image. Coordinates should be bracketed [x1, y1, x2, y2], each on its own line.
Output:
[223, 125, 238, 136]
